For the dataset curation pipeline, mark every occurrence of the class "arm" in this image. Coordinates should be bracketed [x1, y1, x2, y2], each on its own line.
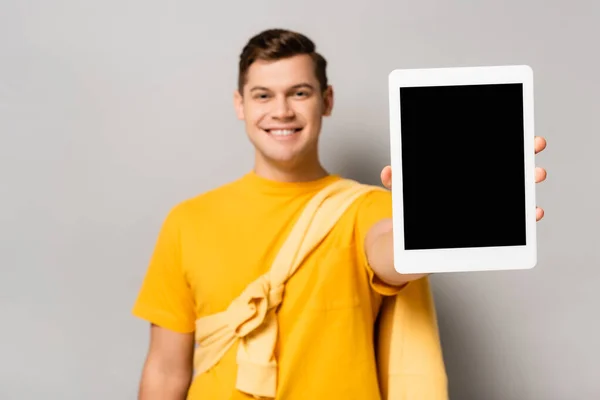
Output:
[138, 324, 194, 400]
[132, 207, 198, 398]
[365, 218, 427, 287]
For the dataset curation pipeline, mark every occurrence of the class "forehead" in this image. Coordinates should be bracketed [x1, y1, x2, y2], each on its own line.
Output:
[245, 54, 318, 90]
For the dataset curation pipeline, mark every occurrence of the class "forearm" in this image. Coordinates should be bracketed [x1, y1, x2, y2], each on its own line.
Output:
[138, 360, 191, 400]
[365, 218, 427, 286]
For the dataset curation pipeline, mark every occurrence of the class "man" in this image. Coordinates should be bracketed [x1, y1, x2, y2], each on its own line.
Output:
[132, 28, 547, 399]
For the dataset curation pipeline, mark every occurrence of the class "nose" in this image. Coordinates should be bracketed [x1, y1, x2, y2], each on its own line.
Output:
[272, 97, 294, 119]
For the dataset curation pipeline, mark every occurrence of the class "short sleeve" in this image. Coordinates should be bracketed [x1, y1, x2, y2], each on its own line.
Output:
[354, 188, 406, 297]
[131, 207, 196, 333]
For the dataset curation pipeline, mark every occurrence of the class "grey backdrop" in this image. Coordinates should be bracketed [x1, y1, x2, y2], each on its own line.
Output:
[1, 1, 598, 399]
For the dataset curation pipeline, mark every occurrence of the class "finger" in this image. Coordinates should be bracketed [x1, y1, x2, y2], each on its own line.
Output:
[535, 136, 547, 154]
[380, 166, 392, 189]
[536, 207, 544, 221]
[535, 167, 547, 183]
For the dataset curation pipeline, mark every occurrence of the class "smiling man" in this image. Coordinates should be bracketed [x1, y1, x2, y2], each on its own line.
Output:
[132, 28, 547, 400]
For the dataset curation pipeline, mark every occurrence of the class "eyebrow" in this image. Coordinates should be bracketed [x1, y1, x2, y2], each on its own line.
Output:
[249, 83, 316, 92]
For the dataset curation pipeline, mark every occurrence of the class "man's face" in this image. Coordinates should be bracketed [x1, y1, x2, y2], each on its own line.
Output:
[234, 54, 333, 170]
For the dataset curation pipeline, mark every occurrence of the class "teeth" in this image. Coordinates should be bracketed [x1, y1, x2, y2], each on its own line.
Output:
[270, 129, 296, 136]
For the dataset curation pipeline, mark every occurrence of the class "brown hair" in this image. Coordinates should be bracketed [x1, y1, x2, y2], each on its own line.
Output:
[237, 28, 328, 94]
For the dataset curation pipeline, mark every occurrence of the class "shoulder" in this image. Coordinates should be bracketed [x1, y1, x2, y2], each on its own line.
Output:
[327, 178, 392, 238]
[356, 184, 392, 208]
[161, 176, 247, 227]
[349, 183, 393, 234]
[348, 181, 392, 217]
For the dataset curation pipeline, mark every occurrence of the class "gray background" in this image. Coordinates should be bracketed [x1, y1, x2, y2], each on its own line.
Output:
[1, 1, 598, 399]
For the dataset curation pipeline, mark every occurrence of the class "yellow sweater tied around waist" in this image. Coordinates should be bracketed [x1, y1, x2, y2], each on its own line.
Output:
[193, 179, 448, 399]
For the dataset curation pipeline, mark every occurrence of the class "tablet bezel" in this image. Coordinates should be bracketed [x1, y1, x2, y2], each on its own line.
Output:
[388, 65, 537, 274]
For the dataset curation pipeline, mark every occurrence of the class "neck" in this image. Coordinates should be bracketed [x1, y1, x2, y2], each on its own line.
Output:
[253, 154, 328, 183]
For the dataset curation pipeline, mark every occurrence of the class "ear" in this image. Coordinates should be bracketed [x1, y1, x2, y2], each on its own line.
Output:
[322, 85, 334, 116]
[233, 90, 245, 120]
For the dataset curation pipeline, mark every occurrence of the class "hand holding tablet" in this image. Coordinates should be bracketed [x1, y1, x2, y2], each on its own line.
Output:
[383, 65, 547, 275]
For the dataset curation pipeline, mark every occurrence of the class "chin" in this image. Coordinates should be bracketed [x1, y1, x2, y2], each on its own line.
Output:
[265, 152, 302, 166]
[254, 147, 305, 168]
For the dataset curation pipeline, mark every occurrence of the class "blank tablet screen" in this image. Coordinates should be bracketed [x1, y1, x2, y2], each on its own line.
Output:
[399, 83, 527, 250]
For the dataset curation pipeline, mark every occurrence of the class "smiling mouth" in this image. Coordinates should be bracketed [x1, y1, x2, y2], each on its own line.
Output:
[264, 128, 303, 137]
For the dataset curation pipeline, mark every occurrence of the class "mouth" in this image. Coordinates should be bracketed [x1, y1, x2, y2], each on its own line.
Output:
[263, 128, 303, 139]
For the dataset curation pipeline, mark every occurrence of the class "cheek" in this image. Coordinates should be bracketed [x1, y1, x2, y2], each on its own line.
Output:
[298, 103, 324, 124]
[244, 106, 267, 128]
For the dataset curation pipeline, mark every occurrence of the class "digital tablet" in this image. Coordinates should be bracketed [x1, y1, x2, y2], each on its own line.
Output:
[388, 65, 537, 274]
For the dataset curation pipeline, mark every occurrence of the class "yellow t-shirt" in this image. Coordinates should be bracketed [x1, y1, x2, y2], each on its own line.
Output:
[132, 171, 402, 399]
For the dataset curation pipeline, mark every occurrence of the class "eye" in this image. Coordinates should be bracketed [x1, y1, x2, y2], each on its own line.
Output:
[253, 92, 270, 100]
[294, 91, 309, 97]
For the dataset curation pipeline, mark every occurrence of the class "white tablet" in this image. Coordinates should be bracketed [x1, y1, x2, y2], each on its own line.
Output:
[388, 65, 537, 274]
